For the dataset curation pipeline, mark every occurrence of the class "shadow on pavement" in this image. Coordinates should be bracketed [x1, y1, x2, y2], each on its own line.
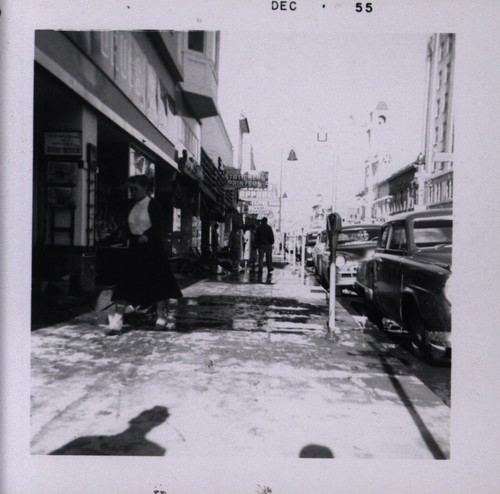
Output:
[49, 406, 169, 456]
[371, 344, 448, 459]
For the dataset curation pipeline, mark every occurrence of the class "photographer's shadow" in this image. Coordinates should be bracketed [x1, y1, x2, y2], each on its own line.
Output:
[50, 406, 169, 456]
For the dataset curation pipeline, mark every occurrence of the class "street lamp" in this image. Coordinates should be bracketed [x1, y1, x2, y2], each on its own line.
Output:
[278, 149, 297, 257]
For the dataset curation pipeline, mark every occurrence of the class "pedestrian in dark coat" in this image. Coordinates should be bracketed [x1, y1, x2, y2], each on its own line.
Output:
[105, 175, 182, 335]
[254, 217, 275, 272]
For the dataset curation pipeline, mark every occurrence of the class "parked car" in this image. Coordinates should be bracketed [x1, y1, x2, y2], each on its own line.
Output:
[355, 209, 452, 363]
[295, 231, 320, 266]
[313, 224, 380, 296]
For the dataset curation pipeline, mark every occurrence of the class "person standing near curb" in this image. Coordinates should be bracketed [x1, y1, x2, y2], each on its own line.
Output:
[228, 225, 243, 273]
[255, 217, 274, 273]
[104, 174, 183, 335]
[242, 225, 253, 270]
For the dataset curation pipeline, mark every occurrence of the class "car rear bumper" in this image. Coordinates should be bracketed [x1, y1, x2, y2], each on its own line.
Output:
[336, 273, 356, 289]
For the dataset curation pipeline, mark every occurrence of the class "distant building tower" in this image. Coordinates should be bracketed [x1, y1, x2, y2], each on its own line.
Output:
[367, 101, 389, 144]
[360, 101, 394, 222]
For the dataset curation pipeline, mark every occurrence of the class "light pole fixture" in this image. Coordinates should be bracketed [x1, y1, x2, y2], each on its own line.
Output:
[278, 149, 297, 257]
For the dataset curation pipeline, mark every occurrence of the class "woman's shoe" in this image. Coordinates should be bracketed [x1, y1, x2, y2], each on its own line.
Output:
[103, 313, 123, 336]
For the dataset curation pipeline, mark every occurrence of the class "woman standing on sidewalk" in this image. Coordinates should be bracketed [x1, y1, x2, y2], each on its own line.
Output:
[105, 174, 182, 335]
[242, 225, 253, 270]
[228, 225, 243, 272]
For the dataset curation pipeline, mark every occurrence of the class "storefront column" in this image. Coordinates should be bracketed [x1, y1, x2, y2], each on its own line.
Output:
[74, 106, 98, 247]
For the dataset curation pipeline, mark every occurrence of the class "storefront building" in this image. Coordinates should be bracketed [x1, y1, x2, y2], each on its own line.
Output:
[32, 30, 227, 302]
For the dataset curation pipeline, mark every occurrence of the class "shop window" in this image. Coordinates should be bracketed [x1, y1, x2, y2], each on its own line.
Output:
[129, 147, 155, 194]
[181, 119, 200, 161]
[447, 35, 453, 54]
[170, 208, 182, 255]
[188, 31, 205, 53]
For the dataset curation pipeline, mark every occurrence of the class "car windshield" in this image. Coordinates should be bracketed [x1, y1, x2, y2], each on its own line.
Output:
[413, 218, 453, 247]
[338, 228, 379, 244]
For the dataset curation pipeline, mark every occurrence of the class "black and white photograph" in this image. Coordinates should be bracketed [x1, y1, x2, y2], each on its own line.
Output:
[2, 1, 500, 493]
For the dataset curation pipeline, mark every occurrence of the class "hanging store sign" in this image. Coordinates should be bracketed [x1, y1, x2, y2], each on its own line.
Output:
[226, 170, 269, 189]
[44, 131, 82, 156]
[247, 204, 278, 215]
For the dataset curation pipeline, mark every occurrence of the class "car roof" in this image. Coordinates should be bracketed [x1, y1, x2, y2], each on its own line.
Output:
[384, 208, 453, 223]
[341, 224, 381, 231]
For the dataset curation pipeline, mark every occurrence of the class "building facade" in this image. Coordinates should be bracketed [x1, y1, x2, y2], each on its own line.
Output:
[32, 30, 235, 301]
[422, 33, 455, 210]
[356, 33, 455, 223]
[356, 101, 419, 223]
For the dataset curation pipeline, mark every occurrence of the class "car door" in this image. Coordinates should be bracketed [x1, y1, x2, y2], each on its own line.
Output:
[373, 221, 407, 320]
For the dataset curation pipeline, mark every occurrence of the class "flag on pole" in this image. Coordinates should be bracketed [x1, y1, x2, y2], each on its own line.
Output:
[239, 118, 250, 134]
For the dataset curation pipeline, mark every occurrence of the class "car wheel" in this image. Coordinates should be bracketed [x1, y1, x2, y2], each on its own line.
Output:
[364, 295, 383, 330]
[407, 307, 431, 362]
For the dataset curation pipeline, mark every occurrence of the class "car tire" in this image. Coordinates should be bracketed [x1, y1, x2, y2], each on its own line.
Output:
[407, 306, 432, 362]
[364, 295, 384, 330]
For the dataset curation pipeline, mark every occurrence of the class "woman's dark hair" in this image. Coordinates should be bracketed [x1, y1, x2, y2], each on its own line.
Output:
[127, 174, 153, 193]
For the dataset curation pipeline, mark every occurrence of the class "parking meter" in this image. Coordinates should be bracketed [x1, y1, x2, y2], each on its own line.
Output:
[326, 212, 342, 333]
[326, 212, 342, 262]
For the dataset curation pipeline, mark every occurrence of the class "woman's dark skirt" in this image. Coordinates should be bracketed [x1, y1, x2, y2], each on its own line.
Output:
[112, 236, 182, 306]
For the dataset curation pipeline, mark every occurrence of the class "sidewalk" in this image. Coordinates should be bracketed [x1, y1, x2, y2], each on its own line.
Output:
[30, 262, 450, 459]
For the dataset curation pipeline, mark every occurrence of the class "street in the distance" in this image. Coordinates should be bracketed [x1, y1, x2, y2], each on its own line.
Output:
[31, 262, 450, 459]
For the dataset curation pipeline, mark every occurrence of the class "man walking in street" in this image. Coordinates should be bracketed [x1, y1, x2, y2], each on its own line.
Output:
[255, 217, 274, 273]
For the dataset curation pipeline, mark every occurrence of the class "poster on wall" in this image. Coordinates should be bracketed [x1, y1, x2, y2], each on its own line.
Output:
[44, 131, 82, 156]
[47, 162, 78, 185]
[47, 186, 77, 209]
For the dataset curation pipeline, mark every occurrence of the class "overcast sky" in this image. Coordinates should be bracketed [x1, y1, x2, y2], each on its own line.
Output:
[216, 31, 430, 224]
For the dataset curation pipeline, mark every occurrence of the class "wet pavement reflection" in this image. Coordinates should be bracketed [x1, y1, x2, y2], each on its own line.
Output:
[124, 266, 327, 336]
